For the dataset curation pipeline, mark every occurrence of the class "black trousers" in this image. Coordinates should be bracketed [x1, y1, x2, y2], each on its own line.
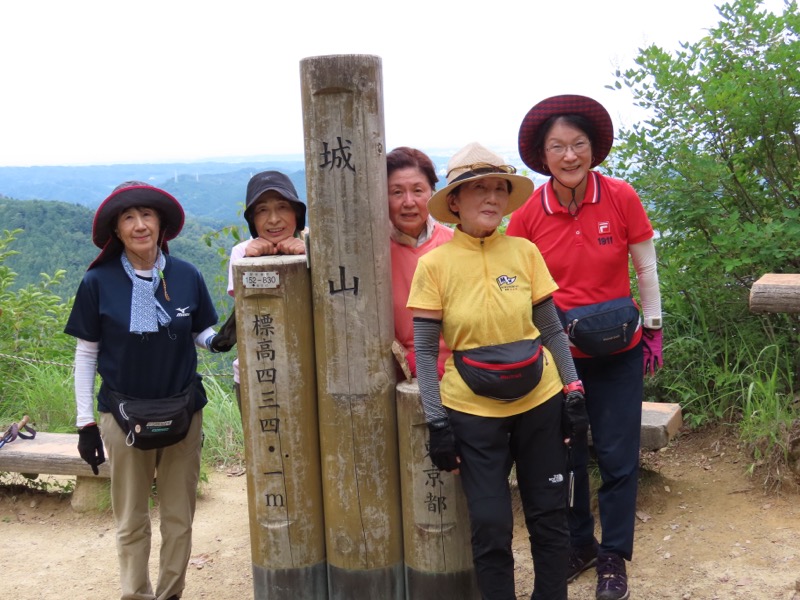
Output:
[448, 393, 569, 600]
[570, 342, 644, 560]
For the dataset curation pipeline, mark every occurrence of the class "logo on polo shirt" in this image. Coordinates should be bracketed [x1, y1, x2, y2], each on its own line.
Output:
[175, 306, 191, 318]
[496, 275, 518, 290]
[597, 221, 614, 245]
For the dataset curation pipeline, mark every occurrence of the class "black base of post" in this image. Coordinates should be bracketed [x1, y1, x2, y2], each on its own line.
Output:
[405, 567, 480, 600]
[326, 563, 404, 600]
[253, 562, 329, 599]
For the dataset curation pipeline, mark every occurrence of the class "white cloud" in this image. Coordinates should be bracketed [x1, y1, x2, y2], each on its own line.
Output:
[0, 0, 788, 166]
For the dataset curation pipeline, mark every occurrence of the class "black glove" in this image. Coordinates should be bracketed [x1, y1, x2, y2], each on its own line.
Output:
[77, 424, 105, 475]
[427, 419, 459, 472]
[209, 310, 237, 353]
[562, 390, 589, 444]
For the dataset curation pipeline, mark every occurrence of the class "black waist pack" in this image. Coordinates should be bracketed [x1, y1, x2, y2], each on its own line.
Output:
[560, 297, 640, 357]
[106, 381, 196, 450]
[454, 338, 544, 401]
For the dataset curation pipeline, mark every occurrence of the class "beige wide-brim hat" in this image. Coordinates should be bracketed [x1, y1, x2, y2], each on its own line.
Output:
[428, 142, 533, 225]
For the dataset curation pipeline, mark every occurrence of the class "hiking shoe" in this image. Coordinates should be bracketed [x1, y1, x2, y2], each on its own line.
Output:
[596, 553, 629, 600]
[567, 537, 599, 582]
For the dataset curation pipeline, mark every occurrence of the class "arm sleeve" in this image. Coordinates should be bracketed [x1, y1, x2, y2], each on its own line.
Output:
[413, 317, 448, 423]
[74, 339, 99, 427]
[533, 297, 579, 386]
[630, 239, 662, 325]
[194, 326, 216, 350]
[227, 247, 236, 297]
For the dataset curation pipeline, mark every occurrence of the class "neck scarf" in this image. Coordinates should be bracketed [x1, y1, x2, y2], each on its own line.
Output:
[121, 252, 171, 334]
[390, 215, 435, 248]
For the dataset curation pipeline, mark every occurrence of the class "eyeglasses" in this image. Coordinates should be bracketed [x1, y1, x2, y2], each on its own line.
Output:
[545, 140, 590, 156]
[448, 162, 517, 180]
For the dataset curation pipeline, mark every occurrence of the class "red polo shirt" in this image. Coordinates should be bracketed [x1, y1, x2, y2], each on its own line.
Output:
[507, 171, 654, 355]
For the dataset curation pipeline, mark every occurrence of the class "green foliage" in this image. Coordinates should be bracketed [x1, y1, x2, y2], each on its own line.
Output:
[0, 198, 234, 305]
[608, 0, 799, 484]
[199, 375, 244, 467]
[0, 225, 243, 476]
[0, 228, 75, 404]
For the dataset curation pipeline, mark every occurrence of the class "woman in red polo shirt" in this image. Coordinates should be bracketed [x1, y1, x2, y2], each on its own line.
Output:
[507, 95, 663, 600]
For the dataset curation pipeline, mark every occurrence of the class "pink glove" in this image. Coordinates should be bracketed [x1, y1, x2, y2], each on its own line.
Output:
[642, 328, 663, 375]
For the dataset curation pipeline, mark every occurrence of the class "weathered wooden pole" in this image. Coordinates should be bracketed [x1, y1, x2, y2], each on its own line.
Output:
[396, 380, 480, 599]
[749, 274, 800, 314]
[233, 254, 327, 599]
[300, 54, 403, 599]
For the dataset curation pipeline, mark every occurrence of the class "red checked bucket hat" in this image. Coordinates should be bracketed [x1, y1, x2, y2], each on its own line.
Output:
[518, 94, 614, 176]
[89, 181, 185, 269]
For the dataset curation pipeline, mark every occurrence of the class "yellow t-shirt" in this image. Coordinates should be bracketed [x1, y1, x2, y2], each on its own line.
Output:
[407, 227, 563, 417]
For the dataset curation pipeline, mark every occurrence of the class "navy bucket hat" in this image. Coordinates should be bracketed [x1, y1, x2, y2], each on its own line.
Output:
[244, 171, 306, 238]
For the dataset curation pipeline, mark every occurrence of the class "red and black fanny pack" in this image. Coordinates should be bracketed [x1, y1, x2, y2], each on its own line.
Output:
[453, 338, 544, 401]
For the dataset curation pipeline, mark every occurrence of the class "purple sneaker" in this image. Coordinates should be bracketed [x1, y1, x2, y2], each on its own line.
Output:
[596, 553, 629, 600]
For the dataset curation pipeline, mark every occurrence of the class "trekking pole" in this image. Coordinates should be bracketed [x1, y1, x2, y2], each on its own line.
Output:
[0, 415, 37, 449]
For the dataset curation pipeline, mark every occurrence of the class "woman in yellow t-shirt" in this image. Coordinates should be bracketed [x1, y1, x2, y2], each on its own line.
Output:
[408, 142, 587, 600]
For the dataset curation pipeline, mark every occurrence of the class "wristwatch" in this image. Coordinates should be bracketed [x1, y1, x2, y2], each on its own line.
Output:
[644, 316, 662, 329]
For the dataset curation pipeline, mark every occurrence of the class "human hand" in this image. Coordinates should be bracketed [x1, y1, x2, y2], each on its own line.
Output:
[562, 390, 589, 445]
[642, 327, 663, 375]
[275, 236, 306, 255]
[244, 238, 278, 257]
[77, 424, 105, 475]
[427, 419, 460, 473]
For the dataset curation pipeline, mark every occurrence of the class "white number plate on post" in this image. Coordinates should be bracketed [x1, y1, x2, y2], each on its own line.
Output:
[243, 271, 280, 289]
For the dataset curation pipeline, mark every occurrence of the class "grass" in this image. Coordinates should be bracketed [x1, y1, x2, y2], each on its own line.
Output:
[0, 306, 797, 493]
[0, 362, 245, 476]
[656, 306, 798, 490]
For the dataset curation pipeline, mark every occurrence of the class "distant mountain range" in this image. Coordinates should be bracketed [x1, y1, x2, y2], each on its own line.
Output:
[0, 159, 308, 223]
[0, 151, 532, 223]
[0, 153, 537, 300]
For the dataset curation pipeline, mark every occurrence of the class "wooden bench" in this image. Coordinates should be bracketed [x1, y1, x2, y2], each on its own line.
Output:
[639, 401, 683, 450]
[0, 432, 110, 512]
[749, 273, 800, 314]
[395, 379, 682, 451]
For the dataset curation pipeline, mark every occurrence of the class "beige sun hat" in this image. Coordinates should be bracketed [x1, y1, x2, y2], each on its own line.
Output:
[428, 142, 534, 224]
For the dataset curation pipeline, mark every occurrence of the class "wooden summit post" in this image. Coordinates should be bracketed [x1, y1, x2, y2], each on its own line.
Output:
[300, 55, 403, 599]
[234, 255, 327, 599]
[396, 380, 480, 598]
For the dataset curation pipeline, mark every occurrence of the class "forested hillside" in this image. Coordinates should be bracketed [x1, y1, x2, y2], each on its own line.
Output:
[0, 160, 307, 223]
[0, 196, 237, 306]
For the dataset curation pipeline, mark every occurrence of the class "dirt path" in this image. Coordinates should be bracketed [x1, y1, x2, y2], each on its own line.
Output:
[1, 425, 798, 599]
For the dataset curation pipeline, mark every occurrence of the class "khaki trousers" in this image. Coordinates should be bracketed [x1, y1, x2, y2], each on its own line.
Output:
[100, 410, 203, 600]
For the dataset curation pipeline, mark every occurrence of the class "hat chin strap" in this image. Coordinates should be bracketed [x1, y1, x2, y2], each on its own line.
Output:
[551, 172, 588, 216]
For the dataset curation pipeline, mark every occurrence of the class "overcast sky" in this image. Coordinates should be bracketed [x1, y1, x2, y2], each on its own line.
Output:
[0, 0, 787, 167]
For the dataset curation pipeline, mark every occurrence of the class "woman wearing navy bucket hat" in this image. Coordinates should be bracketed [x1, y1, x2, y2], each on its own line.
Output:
[408, 142, 589, 599]
[65, 181, 229, 600]
[224, 170, 308, 415]
[507, 95, 664, 600]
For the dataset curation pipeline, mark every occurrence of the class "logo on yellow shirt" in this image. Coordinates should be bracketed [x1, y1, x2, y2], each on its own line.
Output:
[496, 275, 518, 290]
